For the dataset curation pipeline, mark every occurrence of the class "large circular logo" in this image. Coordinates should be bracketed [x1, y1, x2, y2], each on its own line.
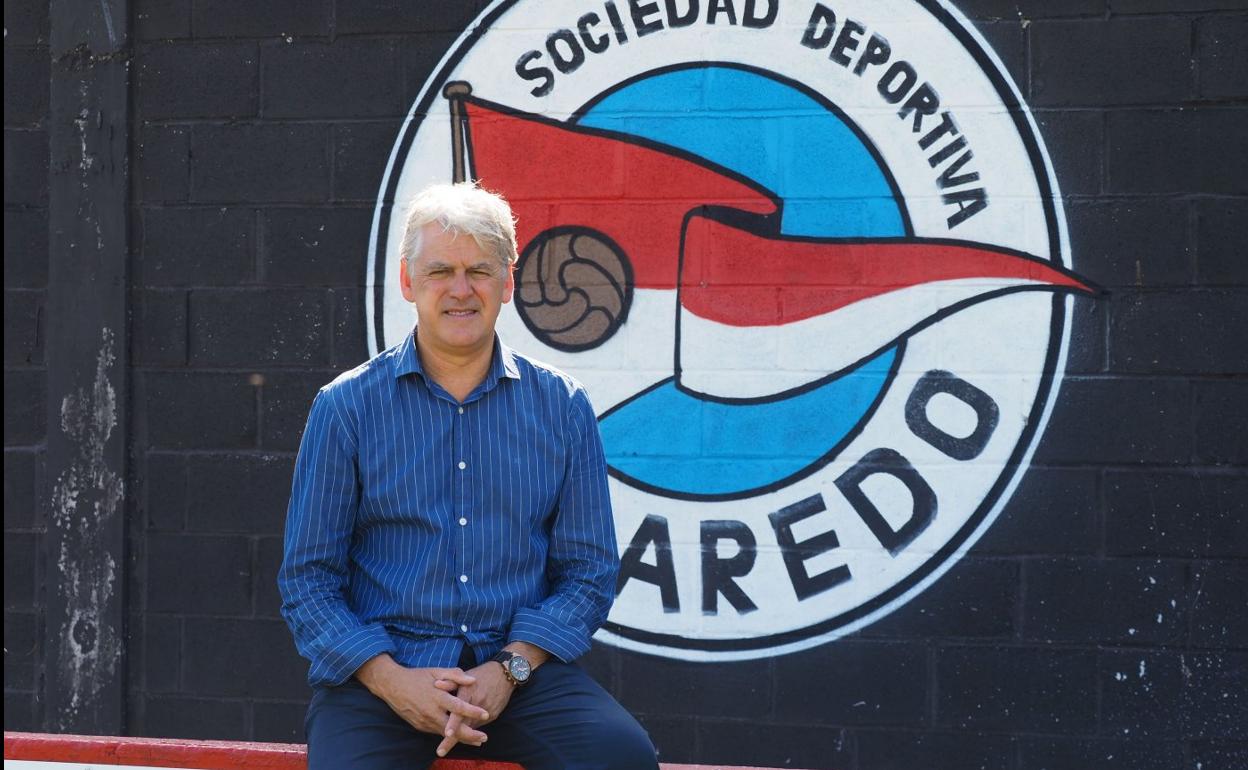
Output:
[368, 0, 1093, 660]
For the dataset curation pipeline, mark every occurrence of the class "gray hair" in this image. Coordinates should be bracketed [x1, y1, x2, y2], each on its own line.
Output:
[400, 182, 518, 276]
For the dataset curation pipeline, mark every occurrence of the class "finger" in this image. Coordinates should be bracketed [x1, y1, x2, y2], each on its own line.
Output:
[436, 713, 463, 757]
[436, 732, 459, 758]
[455, 720, 488, 746]
[433, 678, 458, 692]
[437, 691, 490, 722]
[435, 668, 477, 686]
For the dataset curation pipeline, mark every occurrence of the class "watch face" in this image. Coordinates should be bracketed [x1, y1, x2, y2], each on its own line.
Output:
[509, 656, 531, 682]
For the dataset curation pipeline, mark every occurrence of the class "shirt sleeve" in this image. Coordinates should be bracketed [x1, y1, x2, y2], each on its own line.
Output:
[278, 387, 395, 687]
[508, 387, 619, 662]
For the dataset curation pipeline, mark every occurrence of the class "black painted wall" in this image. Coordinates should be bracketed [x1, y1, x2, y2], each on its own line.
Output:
[4, 1, 1246, 768]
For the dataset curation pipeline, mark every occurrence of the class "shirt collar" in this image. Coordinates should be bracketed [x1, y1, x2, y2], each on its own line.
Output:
[393, 329, 522, 387]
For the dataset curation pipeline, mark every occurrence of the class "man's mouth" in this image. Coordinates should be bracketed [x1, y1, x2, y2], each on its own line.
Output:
[445, 309, 478, 317]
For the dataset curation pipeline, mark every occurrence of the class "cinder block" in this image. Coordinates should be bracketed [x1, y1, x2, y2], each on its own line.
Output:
[145, 451, 188, 531]
[1108, 289, 1248, 374]
[1021, 557, 1187, 645]
[3, 691, 36, 732]
[1191, 742, 1248, 770]
[1031, 17, 1192, 107]
[1195, 197, 1248, 286]
[1033, 377, 1190, 465]
[952, 0, 1104, 20]
[1112, 0, 1248, 13]
[262, 40, 403, 118]
[253, 700, 308, 742]
[135, 125, 190, 202]
[864, 557, 1018, 639]
[331, 122, 395, 201]
[141, 614, 183, 693]
[1193, 379, 1248, 465]
[1197, 13, 1248, 99]
[774, 641, 927, 725]
[142, 371, 257, 449]
[977, 468, 1099, 555]
[192, 124, 329, 203]
[1179, 651, 1248, 739]
[136, 1, 192, 41]
[3, 532, 38, 610]
[182, 617, 308, 698]
[1033, 110, 1103, 197]
[936, 646, 1097, 732]
[140, 207, 255, 286]
[1067, 199, 1191, 288]
[1017, 736, 1185, 770]
[189, 288, 330, 367]
[695, 720, 855, 769]
[4, 290, 44, 366]
[1190, 561, 1248, 647]
[857, 731, 1014, 770]
[132, 289, 188, 366]
[147, 533, 253, 615]
[260, 371, 329, 452]
[1105, 471, 1247, 558]
[140, 696, 246, 740]
[253, 536, 284, 618]
[192, 0, 328, 39]
[136, 42, 258, 119]
[336, 2, 486, 35]
[618, 650, 771, 720]
[2, 610, 38, 692]
[3, 368, 45, 447]
[3, 47, 50, 126]
[4, 129, 48, 206]
[1108, 109, 1248, 195]
[185, 453, 294, 534]
[331, 287, 370, 369]
[262, 208, 372, 286]
[4, 208, 49, 288]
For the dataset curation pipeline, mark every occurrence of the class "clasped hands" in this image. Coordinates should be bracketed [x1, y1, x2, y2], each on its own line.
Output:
[357, 654, 515, 758]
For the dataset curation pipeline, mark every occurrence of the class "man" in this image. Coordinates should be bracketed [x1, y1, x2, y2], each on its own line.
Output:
[279, 183, 658, 769]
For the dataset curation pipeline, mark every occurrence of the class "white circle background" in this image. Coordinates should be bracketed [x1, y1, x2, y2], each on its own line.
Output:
[368, 0, 1074, 660]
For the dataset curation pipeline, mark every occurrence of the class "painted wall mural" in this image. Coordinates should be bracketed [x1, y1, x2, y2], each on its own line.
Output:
[367, 0, 1095, 661]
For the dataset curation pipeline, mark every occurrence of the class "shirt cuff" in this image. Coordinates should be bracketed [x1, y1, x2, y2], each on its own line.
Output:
[309, 623, 397, 687]
[508, 608, 591, 663]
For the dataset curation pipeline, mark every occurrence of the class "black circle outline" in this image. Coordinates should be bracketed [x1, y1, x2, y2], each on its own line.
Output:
[513, 225, 635, 353]
[370, 0, 1072, 655]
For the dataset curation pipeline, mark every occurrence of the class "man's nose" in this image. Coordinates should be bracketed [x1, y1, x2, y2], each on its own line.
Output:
[448, 270, 472, 296]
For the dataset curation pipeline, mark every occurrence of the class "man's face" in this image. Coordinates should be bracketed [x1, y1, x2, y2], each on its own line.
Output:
[400, 223, 514, 359]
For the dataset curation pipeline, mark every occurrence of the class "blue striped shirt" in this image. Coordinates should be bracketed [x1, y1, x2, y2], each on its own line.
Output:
[278, 331, 618, 687]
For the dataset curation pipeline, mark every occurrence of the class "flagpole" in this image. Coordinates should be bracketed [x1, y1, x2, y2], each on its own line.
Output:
[442, 81, 472, 184]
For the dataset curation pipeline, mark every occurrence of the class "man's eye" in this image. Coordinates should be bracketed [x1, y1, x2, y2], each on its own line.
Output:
[428, 269, 451, 278]
[470, 269, 493, 279]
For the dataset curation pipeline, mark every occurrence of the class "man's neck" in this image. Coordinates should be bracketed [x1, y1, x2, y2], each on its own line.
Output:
[415, 332, 494, 403]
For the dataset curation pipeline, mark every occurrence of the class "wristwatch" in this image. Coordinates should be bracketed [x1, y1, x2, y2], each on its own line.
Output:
[490, 650, 533, 687]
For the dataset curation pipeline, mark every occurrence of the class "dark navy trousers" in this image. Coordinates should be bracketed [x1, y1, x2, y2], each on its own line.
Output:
[305, 657, 658, 770]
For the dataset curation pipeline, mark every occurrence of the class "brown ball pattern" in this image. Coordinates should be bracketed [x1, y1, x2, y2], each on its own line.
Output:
[515, 228, 633, 352]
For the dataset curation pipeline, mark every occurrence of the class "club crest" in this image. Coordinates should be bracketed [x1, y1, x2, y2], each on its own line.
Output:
[368, 0, 1094, 660]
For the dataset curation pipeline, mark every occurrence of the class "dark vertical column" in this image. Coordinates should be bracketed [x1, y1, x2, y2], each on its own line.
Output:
[43, 0, 130, 733]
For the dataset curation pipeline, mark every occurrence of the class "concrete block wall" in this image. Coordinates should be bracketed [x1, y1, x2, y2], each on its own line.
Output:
[4, 1, 1245, 768]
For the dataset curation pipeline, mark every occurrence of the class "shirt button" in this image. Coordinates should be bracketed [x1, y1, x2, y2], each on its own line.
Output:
[459, 574, 469, 583]
[460, 624, 469, 633]
[458, 406, 464, 414]
[459, 517, 467, 526]
[457, 460, 467, 470]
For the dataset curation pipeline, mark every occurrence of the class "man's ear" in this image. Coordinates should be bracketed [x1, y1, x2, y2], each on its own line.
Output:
[399, 258, 416, 303]
[502, 263, 515, 304]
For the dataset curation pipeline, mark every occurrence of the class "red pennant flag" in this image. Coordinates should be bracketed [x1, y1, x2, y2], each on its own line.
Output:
[462, 97, 777, 288]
